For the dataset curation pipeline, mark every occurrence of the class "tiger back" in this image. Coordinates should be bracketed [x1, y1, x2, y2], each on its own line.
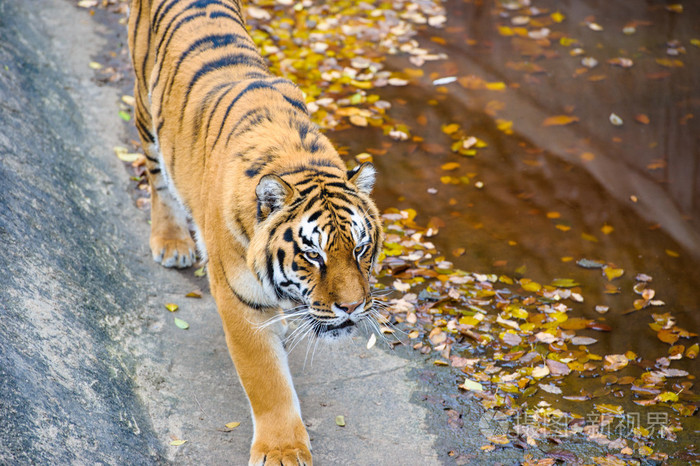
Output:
[127, 0, 383, 464]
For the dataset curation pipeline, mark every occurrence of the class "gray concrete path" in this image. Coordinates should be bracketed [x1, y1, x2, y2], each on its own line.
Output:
[0, 0, 448, 464]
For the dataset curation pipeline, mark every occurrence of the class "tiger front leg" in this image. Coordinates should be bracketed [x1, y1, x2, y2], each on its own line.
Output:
[209, 260, 312, 466]
[140, 144, 196, 269]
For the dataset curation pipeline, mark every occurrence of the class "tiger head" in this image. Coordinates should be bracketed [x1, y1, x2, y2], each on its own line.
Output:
[249, 162, 383, 340]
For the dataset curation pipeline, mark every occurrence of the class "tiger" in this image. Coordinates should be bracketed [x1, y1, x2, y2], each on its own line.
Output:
[127, 0, 383, 463]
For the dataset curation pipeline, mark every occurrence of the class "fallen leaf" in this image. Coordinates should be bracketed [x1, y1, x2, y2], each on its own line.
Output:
[571, 336, 597, 345]
[366, 333, 377, 349]
[540, 383, 562, 394]
[603, 266, 624, 281]
[174, 317, 190, 330]
[604, 354, 628, 371]
[609, 113, 623, 126]
[459, 378, 483, 391]
[335, 415, 346, 427]
[542, 115, 579, 126]
[225, 422, 241, 429]
[635, 114, 650, 124]
[170, 439, 187, 446]
[165, 303, 179, 312]
[546, 359, 571, 376]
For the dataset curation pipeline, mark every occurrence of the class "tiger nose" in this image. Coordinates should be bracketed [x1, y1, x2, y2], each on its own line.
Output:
[337, 301, 363, 315]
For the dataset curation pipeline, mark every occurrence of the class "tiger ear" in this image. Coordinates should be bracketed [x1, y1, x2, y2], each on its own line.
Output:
[255, 174, 295, 221]
[347, 162, 376, 194]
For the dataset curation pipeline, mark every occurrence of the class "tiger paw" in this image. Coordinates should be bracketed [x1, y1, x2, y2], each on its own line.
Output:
[150, 234, 196, 268]
[249, 423, 312, 466]
[249, 443, 312, 466]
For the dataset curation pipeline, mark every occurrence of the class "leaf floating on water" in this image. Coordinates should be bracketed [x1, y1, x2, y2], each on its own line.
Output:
[539, 383, 562, 394]
[174, 317, 190, 330]
[440, 162, 460, 171]
[603, 266, 624, 281]
[551, 278, 579, 288]
[571, 336, 597, 345]
[607, 57, 633, 68]
[542, 115, 579, 126]
[657, 391, 679, 403]
[581, 57, 598, 68]
[165, 303, 179, 312]
[595, 305, 610, 314]
[546, 359, 571, 376]
[577, 258, 605, 269]
[594, 404, 624, 415]
[432, 76, 457, 86]
[335, 415, 346, 427]
[657, 329, 679, 345]
[609, 113, 623, 126]
[170, 439, 187, 446]
[635, 114, 650, 124]
[603, 354, 628, 371]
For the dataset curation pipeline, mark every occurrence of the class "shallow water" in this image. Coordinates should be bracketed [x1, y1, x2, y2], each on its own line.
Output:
[336, 0, 699, 350]
[331, 0, 699, 449]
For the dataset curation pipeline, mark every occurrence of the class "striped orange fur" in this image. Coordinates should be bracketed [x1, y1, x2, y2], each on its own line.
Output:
[127, 0, 383, 463]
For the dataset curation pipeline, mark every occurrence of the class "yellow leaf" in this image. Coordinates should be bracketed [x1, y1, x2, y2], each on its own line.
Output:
[594, 404, 624, 415]
[521, 281, 541, 292]
[459, 316, 480, 326]
[581, 232, 598, 243]
[559, 37, 576, 47]
[441, 162, 460, 171]
[497, 26, 514, 36]
[655, 58, 684, 68]
[88, 61, 103, 70]
[691, 39, 700, 48]
[349, 79, 372, 89]
[603, 267, 624, 281]
[495, 119, 513, 134]
[225, 422, 241, 429]
[657, 391, 679, 402]
[546, 211, 561, 219]
[601, 224, 614, 235]
[442, 123, 460, 134]
[170, 439, 187, 446]
[165, 303, 179, 312]
[551, 11, 565, 23]
[665, 249, 680, 257]
[542, 115, 579, 126]
[686, 343, 699, 359]
[555, 224, 571, 232]
[485, 81, 506, 91]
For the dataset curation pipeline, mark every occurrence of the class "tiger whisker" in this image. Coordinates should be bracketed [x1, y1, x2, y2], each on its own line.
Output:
[286, 319, 314, 352]
[254, 308, 310, 331]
